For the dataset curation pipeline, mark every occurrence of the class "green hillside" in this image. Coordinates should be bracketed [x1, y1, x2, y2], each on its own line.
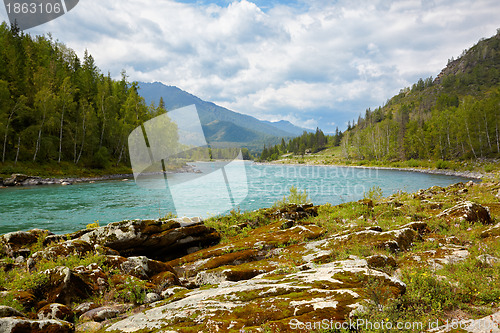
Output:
[342, 29, 500, 161]
[0, 23, 165, 177]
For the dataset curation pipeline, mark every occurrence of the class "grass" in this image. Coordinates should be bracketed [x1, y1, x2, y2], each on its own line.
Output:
[269, 145, 500, 177]
[0, 160, 133, 179]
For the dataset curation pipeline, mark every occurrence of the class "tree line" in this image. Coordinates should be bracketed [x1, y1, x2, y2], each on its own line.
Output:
[0, 23, 166, 169]
[259, 128, 340, 161]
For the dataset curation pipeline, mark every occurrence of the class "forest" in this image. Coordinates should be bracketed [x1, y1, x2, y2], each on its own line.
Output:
[259, 128, 334, 161]
[340, 30, 500, 161]
[260, 30, 500, 163]
[0, 22, 164, 172]
[2, 21, 499, 173]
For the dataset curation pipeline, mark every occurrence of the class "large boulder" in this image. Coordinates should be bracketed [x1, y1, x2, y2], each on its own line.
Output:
[29, 240, 95, 270]
[268, 203, 318, 221]
[0, 318, 74, 333]
[79, 304, 132, 322]
[105, 258, 406, 332]
[104, 255, 176, 280]
[2, 174, 28, 186]
[0, 306, 25, 318]
[72, 263, 109, 294]
[37, 303, 74, 322]
[35, 267, 94, 306]
[79, 218, 220, 260]
[0, 229, 52, 258]
[437, 201, 493, 224]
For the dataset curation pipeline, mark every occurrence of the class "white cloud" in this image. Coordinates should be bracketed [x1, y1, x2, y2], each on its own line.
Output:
[2, 0, 499, 131]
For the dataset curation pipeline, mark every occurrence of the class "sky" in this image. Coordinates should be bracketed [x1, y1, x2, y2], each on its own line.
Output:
[1, 0, 500, 132]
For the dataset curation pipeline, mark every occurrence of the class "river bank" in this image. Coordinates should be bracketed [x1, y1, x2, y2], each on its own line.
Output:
[258, 159, 492, 180]
[0, 181, 499, 332]
[0, 164, 198, 188]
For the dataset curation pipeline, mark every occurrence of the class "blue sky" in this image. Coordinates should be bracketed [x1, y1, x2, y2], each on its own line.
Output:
[1, 0, 500, 132]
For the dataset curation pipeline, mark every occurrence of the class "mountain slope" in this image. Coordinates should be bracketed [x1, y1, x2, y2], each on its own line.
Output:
[342, 29, 500, 161]
[137, 82, 296, 146]
[203, 120, 260, 142]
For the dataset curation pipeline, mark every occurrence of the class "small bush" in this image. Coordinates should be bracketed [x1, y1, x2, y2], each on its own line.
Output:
[435, 159, 450, 169]
[273, 186, 310, 208]
[364, 185, 383, 202]
[93, 147, 110, 169]
[115, 276, 148, 304]
[86, 220, 100, 229]
[484, 163, 495, 173]
[406, 159, 420, 168]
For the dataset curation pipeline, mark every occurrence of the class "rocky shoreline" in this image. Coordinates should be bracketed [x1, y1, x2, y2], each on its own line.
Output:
[0, 165, 198, 188]
[0, 181, 499, 332]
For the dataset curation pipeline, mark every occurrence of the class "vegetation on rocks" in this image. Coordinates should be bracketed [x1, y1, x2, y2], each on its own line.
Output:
[0, 181, 498, 332]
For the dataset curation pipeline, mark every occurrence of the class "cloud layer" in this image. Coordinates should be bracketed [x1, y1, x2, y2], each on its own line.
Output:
[2, 0, 499, 131]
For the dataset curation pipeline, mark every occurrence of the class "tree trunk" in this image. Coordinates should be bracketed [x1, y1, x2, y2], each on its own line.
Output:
[483, 111, 491, 150]
[75, 111, 87, 165]
[465, 120, 477, 158]
[33, 109, 46, 162]
[99, 95, 106, 149]
[3, 100, 22, 162]
[14, 135, 20, 166]
[116, 144, 125, 166]
[58, 104, 66, 163]
[496, 116, 500, 154]
[2, 110, 14, 162]
[477, 122, 483, 158]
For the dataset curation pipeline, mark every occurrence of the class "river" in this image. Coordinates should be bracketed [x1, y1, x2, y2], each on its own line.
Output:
[0, 162, 474, 234]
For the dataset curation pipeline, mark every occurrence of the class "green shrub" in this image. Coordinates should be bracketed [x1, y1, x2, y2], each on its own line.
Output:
[401, 267, 456, 312]
[406, 159, 420, 168]
[364, 185, 383, 202]
[115, 276, 148, 304]
[273, 186, 310, 208]
[93, 147, 110, 169]
[484, 163, 495, 173]
[435, 159, 450, 169]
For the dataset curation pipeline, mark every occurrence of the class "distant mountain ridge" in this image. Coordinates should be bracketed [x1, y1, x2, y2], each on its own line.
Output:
[262, 120, 313, 135]
[137, 82, 311, 149]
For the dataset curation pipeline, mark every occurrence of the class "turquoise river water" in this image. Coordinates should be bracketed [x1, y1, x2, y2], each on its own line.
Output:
[0, 162, 474, 234]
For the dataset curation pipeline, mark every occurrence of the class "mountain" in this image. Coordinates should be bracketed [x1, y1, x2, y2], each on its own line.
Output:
[262, 120, 313, 136]
[203, 120, 259, 143]
[342, 29, 500, 161]
[137, 82, 298, 150]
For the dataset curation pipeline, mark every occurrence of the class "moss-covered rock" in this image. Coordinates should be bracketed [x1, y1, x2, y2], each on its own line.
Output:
[0, 317, 74, 333]
[105, 258, 405, 332]
[29, 240, 94, 270]
[36, 267, 94, 306]
[0, 229, 52, 258]
[168, 221, 325, 283]
[331, 226, 419, 253]
[78, 218, 220, 261]
[481, 222, 500, 238]
[437, 201, 493, 224]
[0, 306, 25, 318]
[79, 305, 130, 322]
[37, 303, 74, 322]
[104, 255, 176, 281]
